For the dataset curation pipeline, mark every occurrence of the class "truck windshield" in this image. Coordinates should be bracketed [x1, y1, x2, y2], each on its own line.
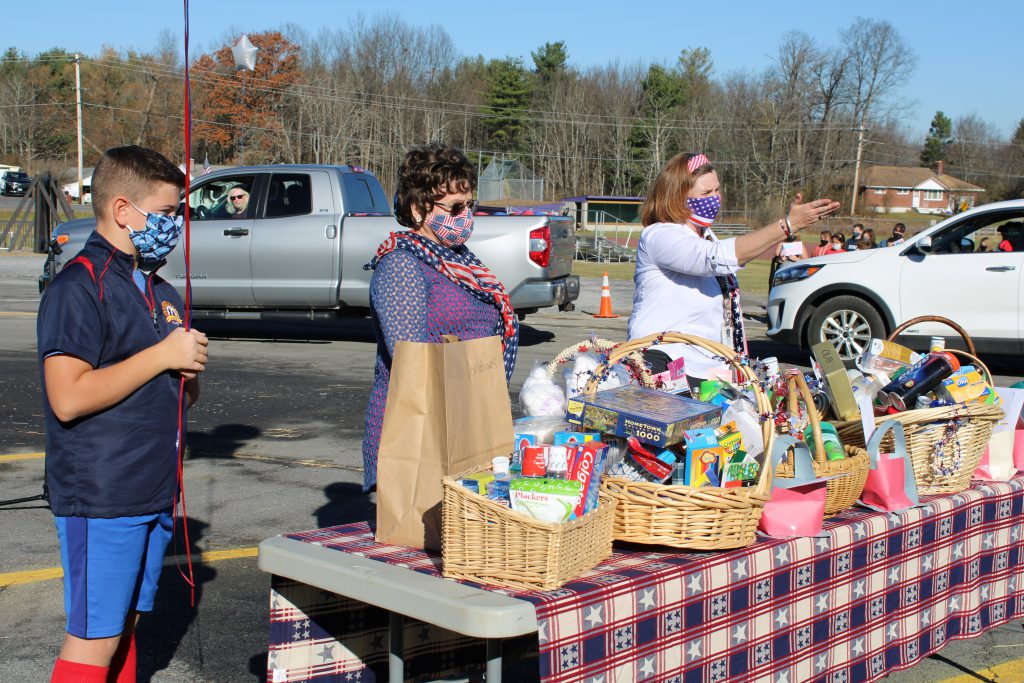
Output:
[341, 173, 389, 215]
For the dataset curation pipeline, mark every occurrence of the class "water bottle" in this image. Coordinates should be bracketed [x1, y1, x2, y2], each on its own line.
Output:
[804, 421, 846, 461]
[547, 446, 570, 480]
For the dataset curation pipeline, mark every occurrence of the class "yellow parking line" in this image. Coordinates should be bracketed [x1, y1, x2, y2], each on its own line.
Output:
[0, 311, 36, 317]
[0, 546, 259, 587]
[937, 657, 1024, 682]
[0, 452, 45, 462]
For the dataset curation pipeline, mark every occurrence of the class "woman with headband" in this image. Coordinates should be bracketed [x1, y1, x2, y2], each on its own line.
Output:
[628, 152, 840, 390]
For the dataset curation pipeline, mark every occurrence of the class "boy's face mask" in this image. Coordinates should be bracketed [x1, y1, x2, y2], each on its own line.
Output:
[127, 201, 183, 265]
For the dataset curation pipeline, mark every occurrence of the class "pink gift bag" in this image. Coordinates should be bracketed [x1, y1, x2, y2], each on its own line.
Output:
[859, 420, 919, 513]
[1013, 428, 1024, 471]
[758, 436, 830, 538]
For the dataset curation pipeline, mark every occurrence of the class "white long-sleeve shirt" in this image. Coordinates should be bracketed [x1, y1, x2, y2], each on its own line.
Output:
[627, 222, 742, 380]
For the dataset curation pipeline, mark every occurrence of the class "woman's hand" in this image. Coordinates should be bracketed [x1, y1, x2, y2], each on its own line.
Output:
[788, 192, 841, 231]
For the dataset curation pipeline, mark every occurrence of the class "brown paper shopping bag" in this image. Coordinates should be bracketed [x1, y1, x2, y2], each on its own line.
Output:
[375, 335, 513, 550]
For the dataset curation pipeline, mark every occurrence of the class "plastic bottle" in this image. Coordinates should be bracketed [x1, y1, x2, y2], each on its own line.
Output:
[487, 456, 513, 500]
[929, 337, 945, 353]
[804, 421, 846, 461]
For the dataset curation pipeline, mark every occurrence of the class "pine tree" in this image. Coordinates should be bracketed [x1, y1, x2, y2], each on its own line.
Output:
[482, 58, 531, 153]
[920, 111, 953, 167]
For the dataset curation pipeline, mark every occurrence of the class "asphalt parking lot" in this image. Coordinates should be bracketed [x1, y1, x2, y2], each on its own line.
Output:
[2, 250, 1023, 682]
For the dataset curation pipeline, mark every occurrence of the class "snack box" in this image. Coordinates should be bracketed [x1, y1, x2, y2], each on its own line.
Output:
[509, 477, 584, 523]
[721, 450, 761, 488]
[566, 385, 722, 447]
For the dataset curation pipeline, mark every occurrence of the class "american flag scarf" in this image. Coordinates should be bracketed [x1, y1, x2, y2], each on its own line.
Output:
[365, 231, 519, 382]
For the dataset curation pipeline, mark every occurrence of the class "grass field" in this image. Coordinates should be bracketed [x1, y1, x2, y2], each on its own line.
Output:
[573, 258, 773, 296]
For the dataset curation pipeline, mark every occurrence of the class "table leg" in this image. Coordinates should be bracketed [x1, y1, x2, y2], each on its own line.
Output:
[485, 639, 502, 682]
[389, 612, 404, 683]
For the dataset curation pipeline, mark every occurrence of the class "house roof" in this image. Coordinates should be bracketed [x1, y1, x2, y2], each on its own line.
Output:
[862, 165, 984, 192]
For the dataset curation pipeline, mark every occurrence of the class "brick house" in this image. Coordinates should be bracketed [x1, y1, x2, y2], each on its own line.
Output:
[859, 161, 985, 214]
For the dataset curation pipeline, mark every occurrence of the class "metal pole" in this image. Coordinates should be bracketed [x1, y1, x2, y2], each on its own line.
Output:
[485, 639, 503, 683]
[74, 54, 84, 206]
[850, 127, 865, 214]
[388, 612, 404, 683]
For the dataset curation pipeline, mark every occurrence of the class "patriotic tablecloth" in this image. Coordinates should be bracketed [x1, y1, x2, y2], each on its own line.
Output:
[267, 476, 1024, 683]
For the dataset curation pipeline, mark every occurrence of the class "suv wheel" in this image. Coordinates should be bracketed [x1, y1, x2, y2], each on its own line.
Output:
[807, 295, 885, 361]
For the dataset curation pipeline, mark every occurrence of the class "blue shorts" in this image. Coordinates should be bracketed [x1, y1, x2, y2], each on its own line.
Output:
[54, 510, 174, 638]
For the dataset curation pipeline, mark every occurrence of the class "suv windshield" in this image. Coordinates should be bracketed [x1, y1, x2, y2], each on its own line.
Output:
[5, 172, 28, 181]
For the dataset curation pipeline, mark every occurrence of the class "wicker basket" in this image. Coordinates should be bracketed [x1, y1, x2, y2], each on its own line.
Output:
[441, 468, 616, 590]
[775, 371, 870, 514]
[836, 317, 1002, 494]
[590, 332, 775, 550]
[544, 337, 655, 389]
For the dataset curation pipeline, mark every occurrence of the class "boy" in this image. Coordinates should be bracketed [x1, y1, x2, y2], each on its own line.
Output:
[38, 146, 209, 683]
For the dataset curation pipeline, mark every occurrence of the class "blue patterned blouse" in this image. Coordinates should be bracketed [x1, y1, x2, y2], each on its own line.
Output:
[361, 250, 501, 490]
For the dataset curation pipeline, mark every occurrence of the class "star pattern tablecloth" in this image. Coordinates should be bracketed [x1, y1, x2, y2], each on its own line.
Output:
[267, 476, 1024, 683]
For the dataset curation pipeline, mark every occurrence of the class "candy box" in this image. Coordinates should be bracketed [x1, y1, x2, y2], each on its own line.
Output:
[553, 431, 599, 446]
[566, 385, 722, 447]
[721, 450, 761, 488]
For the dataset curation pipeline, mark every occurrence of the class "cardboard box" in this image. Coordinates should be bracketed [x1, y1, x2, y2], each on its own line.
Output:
[565, 385, 722, 447]
[811, 341, 860, 420]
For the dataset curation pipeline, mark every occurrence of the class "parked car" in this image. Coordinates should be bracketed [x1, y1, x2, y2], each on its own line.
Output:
[767, 199, 1024, 359]
[0, 170, 30, 196]
[39, 164, 580, 318]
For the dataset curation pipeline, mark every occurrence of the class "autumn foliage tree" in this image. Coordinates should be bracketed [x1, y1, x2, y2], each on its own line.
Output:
[192, 31, 301, 164]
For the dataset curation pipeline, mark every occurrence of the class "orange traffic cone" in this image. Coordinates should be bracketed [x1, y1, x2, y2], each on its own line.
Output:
[594, 271, 619, 318]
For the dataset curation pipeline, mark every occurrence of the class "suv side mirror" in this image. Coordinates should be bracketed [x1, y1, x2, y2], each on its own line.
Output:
[916, 235, 933, 253]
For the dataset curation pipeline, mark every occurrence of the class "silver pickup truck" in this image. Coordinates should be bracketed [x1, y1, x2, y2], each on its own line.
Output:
[40, 164, 580, 319]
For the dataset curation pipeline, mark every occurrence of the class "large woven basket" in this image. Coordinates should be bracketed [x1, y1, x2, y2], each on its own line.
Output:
[441, 468, 616, 590]
[776, 371, 869, 514]
[836, 317, 1002, 494]
[591, 332, 774, 550]
[544, 337, 655, 388]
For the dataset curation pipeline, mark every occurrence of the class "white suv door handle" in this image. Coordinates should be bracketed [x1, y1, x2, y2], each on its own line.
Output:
[985, 265, 1017, 272]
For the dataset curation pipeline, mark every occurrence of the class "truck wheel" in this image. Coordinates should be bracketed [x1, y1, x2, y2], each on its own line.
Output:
[807, 295, 885, 362]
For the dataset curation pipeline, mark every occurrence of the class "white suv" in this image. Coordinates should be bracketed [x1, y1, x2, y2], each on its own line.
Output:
[767, 199, 1024, 359]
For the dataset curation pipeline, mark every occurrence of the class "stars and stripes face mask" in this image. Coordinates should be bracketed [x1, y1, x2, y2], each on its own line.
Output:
[426, 206, 474, 248]
[686, 194, 721, 229]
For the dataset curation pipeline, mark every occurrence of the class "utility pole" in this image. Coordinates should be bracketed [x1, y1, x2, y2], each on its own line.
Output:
[850, 126, 866, 214]
[73, 54, 84, 205]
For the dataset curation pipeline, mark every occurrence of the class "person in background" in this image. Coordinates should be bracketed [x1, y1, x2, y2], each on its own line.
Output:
[628, 151, 839, 390]
[858, 227, 877, 250]
[828, 232, 846, 254]
[360, 143, 518, 495]
[844, 223, 863, 250]
[811, 230, 832, 257]
[226, 186, 250, 217]
[769, 234, 807, 288]
[880, 222, 906, 247]
[978, 237, 991, 252]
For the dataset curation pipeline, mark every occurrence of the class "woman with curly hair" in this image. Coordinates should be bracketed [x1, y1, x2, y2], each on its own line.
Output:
[360, 143, 519, 493]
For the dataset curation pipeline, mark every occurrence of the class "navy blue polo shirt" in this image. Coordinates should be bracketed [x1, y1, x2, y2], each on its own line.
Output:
[38, 231, 188, 518]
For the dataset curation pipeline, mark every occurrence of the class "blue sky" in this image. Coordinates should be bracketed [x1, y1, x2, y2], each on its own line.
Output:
[8, 1, 1023, 140]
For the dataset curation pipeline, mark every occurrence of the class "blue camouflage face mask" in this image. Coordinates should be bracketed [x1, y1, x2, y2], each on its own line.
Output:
[127, 201, 183, 265]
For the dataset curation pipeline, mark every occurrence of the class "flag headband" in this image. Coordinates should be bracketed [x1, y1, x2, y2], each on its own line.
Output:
[687, 153, 711, 174]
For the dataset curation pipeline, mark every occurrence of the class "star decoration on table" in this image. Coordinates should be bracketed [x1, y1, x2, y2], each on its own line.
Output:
[537, 621, 549, 643]
[815, 593, 829, 613]
[585, 604, 604, 628]
[733, 624, 748, 643]
[887, 623, 899, 640]
[369, 634, 385, 651]
[853, 580, 866, 598]
[922, 554, 934, 571]
[854, 523, 866, 539]
[950, 596, 960, 610]
[852, 638, 865, 656]
[317, 644, 334, 663]
[815, 654, 828, 671]
[816, 537, 830, 551]
[688, 573, 702, 594]
[775, 672, 789, 683]
[775, 546, 790, 564]
[639, 588, 656, 610]
[981, 585, 990, 600]
[983, 533, 994, 549]
[639, 657, 656, 677]
[889, 566, 901, 584]
[687, 639, 702, 660]
[953, 542, 965, 559]
[922, 609, 931, 626]
[732, 560, 748, 579]
[775, 609, 789, 627]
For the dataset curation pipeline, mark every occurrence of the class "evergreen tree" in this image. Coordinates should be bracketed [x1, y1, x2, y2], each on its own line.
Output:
[531, 42, 568, 85]
[482, 57, 531, 153]
[920, 111, 953, 167]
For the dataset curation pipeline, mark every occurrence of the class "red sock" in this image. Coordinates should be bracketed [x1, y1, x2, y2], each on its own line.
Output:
[108, 633, 137, 683]
[50, 658, 109, 683]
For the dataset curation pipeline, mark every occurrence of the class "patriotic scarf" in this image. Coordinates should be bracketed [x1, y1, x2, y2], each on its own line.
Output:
[701, 229, 747, 356]
[365, 231, 519, 382]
